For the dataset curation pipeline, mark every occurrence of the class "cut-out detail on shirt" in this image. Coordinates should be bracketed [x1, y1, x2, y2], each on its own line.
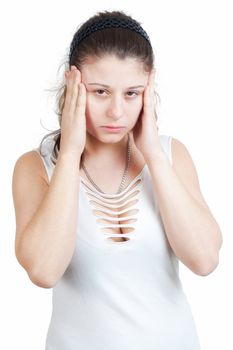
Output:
[80, 172, 144, 243]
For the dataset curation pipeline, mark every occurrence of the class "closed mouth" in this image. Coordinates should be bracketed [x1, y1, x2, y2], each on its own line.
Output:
[102, 126, 125, 128]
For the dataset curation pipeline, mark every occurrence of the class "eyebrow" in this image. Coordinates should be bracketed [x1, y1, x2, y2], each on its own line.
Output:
[87, 83, 145, 89]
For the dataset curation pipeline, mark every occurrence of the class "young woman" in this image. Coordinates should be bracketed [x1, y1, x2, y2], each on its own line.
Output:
[12, 10, 222, 350]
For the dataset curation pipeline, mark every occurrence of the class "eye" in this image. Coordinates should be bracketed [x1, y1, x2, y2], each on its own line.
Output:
[126, 91, 139, 97]
[94, 89, 140, 98]
[95, 89, 107, 96]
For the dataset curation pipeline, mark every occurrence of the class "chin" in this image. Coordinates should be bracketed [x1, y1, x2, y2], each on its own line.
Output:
[100, 134, 127, 143]
[88, 129, 129, 142]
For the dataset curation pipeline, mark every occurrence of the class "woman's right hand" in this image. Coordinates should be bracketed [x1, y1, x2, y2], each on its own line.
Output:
[59, 65, 87, 158]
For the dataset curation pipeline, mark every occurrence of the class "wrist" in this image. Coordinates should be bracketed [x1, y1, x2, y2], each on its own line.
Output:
[145, 151, 169, 167]
[58, 150, 82, 164]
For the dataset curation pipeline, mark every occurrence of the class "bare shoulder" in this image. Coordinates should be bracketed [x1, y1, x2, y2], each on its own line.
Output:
[170, 137, 210, 210]
[171, 137, 196, 170]
[170, 138, 200, 173]
[12, 150, 50, 250]
[13, 150, 49, 186]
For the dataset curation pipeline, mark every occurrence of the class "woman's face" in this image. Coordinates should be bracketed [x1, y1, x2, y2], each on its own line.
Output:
[80, 54, 149, 143]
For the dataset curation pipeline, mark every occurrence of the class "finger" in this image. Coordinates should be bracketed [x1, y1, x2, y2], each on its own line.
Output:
[69, 68, 81, 111]
[143, 84, 153, 114]
[64, 70, 75, 110]
[70, 69, 81, 110]
[64, 68, 81, 112]
[148, 70, 156, 112]
[75, 82, 86, 117]
[149, 69, 156, 97]
[144, 70, 155, 110]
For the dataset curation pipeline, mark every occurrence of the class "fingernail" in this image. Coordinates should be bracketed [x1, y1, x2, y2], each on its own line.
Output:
[71, 65, 76, 71]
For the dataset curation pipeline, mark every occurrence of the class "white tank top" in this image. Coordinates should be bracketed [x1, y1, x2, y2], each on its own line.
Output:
[33, 134, 201, 350]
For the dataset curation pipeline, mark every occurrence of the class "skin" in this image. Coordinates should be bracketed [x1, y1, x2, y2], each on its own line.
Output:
[63, 56, 222, 273]
[72, 54, 163, 165]
[12, 54, 222, 289]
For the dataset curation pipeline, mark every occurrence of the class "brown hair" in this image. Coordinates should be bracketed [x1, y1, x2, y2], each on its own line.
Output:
[38, 10, 160, 164]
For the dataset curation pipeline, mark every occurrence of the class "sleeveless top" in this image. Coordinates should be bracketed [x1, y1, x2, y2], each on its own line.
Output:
[33, 134, 201, 350]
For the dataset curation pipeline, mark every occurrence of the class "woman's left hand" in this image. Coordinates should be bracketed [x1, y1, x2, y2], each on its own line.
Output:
[132, 69, 164, 162]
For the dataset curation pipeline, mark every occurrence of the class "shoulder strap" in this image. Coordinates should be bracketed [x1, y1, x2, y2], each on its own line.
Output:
[32, 138, 55, 183]
[159, 134, 173, 165]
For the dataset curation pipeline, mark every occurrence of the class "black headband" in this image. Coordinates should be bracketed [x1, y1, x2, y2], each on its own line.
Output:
[69, 17, 152, 62]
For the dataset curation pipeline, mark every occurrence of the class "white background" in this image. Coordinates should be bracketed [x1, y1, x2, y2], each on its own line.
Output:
[0, 0, 232, 349]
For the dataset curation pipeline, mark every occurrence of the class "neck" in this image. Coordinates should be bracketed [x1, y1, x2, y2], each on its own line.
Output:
[83, 132, 130, 162]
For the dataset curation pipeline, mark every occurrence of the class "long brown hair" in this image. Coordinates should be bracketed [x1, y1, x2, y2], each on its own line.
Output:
[38, 10, 159, 164]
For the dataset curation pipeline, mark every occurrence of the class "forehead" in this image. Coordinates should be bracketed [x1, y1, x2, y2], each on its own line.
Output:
[81, 54, 148, 84]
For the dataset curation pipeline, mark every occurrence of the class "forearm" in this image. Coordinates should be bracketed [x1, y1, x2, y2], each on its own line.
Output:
[17, 152, 81, 287]
[147, 153, 222, 275]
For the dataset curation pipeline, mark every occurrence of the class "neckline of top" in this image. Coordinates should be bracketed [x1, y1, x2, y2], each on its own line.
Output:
[79, 163, 147, 197]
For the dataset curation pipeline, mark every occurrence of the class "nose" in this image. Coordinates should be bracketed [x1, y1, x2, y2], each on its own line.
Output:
[107, 94, 124, 119]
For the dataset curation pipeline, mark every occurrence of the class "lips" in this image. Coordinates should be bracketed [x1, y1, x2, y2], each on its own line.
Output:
[101, 126, 126, 133]
[102, 126, 125, 128]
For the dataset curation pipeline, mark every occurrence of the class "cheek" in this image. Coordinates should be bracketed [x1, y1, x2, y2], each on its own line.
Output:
[85, 96, 105, 129]
[133, 94, 143, 109]
[85, 95, 98, 119]
[131, 97, 143, 116]
[131, 98, 144, 121]
[84, 98, 94, 127]
[86, 94, 104, 112]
